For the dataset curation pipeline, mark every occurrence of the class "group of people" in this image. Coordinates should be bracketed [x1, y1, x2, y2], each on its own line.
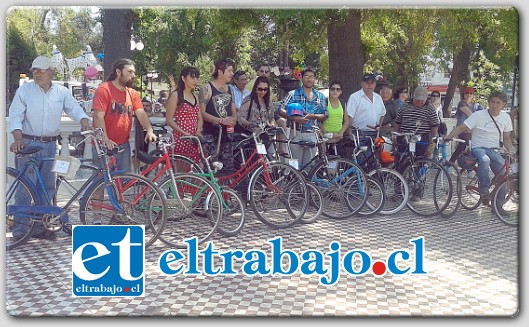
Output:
[8, 54, 516, 241]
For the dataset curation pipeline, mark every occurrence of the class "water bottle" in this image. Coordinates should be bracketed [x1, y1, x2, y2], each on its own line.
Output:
[227, 125, 234, 134]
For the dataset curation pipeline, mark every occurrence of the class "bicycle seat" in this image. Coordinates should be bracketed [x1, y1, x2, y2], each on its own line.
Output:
[16, 146, 41, 155]
[266, 127, 284, 136]
[136, 149, 160, 165]
[292, 140, 316, 148]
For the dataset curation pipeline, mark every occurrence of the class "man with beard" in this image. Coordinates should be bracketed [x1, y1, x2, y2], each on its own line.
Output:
[92, 58, 156, 171]
[278, 66, 328, 167]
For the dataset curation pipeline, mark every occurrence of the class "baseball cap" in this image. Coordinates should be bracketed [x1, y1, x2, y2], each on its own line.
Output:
[362, 73, 376, 82]
[464, 87, 475, 94]
[31, 56, 53, 70]
[413, 86, 429, 101]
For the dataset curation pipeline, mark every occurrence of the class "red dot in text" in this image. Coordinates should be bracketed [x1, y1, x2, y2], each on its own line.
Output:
[372, 261, 386, 275]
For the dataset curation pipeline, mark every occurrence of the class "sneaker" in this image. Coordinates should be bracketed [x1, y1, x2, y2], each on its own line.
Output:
[32, 230, 57, 241]
[410, 195, 421, 202]
[480, 193, 491, 206]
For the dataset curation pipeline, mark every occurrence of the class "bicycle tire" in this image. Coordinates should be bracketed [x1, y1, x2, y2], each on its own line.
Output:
[248, 162, 308, 228]
[299, 180, 323, 224]
[459, 168, 481, 210]
[358, 176, 386, 216]
[308, 158, 368, 219]
[211, 187, 246, 236]
[437, 161, 461, 219]
[6, 168, 39, 250]
[401, 158, 453, 217]
[55, 163, 100, 235]
[491, 177, 519, 227]
[79, 172, 167, 248]
[157, 173, 222, 248]
[367, 168, 409, 215]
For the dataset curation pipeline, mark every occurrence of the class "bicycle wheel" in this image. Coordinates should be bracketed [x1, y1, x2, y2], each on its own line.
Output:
[6, 168, 39, 250]
[367, 168, 409, 215]
[437, 161, 461, 218]
[402, 158, 452, 217]
[55, 163, 99, 235]
[157, 173, 222, 248]
[79, 172, 167, 248]
[358, 176, 385, 216]
[248, 162, 308, 228]
[210, 188, 246, 236]
[491, 177, 519, 227]
[308, 158, 368, 219]
[300, 180, 323, 224]
[459, 168, 481, 210]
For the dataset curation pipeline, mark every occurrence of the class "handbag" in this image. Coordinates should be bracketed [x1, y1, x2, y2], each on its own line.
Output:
[234, 98, 254, 134]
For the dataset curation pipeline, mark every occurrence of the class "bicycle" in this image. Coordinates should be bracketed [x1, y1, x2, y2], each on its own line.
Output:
[175, 125, 310, 229]
[389, 129, 453, 217]
[270, 125, 368, 220]
[6, 128, 168, 250]
[133, 133, 225, 248]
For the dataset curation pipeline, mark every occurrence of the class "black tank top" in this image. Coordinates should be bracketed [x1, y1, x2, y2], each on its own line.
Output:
[203, 81, 234, 134]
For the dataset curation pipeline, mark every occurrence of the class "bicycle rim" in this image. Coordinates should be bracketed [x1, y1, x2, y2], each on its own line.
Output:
[79, 172, 167, 248]
[309, 158, 368, 219]
[300, 181, 323, 223]
[212, 188, 246, 236]
[157, 174, 222, 248]
[437, 162, 461, 218]
[358, 176, 385, 216]
[459, 169, 481, 210]
[6, 168, 38, 250]
[367, 168, 409, 215]
[403, 159, 452, 216]
[249, 162, 308, 228]
[491, 178, 519, 227]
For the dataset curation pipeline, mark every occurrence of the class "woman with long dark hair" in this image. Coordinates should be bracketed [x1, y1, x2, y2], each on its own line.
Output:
[237, 76, 275, 130]
[165, 66, 203, 165]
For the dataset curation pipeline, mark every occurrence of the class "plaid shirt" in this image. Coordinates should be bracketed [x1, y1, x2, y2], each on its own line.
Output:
[280, 87, 328, 130]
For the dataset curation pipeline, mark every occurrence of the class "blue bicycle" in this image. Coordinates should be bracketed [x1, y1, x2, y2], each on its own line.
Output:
[6, 129, 168, 250]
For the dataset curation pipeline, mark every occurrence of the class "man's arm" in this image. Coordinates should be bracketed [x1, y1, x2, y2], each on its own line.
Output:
[199, 83, 221, 125]
[135, 108, 156, 143]
[503, 132, 514, 154]
[92, 109, 116, 149]
[445, 124, 470, 140]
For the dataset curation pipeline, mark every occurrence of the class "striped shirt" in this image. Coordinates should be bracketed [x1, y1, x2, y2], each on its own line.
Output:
[395, 103, 439, 138]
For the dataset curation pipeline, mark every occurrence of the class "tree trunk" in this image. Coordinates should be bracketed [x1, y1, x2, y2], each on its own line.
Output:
[443, 42, 471, 118]
[102, 9, 133, 79]
[328, 9, 364, 100]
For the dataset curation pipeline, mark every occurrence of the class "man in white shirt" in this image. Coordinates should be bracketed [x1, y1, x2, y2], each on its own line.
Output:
[8, 55, 91, 241]
[229, 70, 250, 110]
[445, 90, 514, 204]
[346, 73, 386, 165]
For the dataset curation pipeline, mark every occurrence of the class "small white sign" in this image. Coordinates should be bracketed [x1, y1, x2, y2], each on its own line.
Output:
[52, 158, 71, 174]
[328, 161, 337, 169]
[256, 143, 267, 155]
[288, 158, 299, 170]
[409, 142, 416, 153]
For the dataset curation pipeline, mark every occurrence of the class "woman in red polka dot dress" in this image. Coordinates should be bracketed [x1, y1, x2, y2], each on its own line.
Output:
[165, 66, 203, 170]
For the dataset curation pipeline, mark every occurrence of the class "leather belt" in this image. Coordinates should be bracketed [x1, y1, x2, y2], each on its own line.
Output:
[21, 133, 59, 142]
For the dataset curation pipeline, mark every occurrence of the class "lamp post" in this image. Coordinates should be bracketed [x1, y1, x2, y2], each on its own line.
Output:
[130, 38, 145, 97]
[146, 71, 158, 100]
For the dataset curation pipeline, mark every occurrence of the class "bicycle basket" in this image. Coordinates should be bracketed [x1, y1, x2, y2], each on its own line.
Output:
[457, 152, 477, 170]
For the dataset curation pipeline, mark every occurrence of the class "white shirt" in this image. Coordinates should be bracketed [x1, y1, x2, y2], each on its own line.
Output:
[8, 81, 89, 136]
[229, 84, 250, 110]
[346, 89, 386, 131]
[464, 109, 513, 149]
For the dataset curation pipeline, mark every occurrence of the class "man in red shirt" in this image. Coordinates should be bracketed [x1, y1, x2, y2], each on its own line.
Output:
[92, 58, 156, 171]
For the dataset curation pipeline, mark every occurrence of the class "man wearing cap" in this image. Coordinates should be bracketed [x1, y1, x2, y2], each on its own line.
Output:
[277, 66, 328, 167]
[8, 55, 91, 241]
[393, 86, 440, 156]
[346, 73, 386, 165]
[448, 86, 484, 163]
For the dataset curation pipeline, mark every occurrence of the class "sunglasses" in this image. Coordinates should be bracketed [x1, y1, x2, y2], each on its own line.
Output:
[259, 70, 270, 74]
[257, 87, 269, 92]
[330, 87, 341, 92]
[431, 94, 440, 97]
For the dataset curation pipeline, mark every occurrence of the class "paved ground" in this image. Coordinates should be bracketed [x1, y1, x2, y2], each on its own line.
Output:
[5, 203, 518, 317]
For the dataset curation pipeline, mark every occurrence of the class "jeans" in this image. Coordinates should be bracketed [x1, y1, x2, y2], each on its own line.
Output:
[13, 140, 58, 238]
[471, 147, 505, 196]
[357, 131, 378, 169]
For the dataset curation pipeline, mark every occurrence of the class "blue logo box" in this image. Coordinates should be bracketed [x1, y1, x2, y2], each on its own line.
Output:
[72, 225, 145, 297]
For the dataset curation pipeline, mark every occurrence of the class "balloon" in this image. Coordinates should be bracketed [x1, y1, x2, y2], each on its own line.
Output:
[84, 66, 98, 79]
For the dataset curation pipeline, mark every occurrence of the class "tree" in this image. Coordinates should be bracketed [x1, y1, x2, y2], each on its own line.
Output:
[101, 8, 133, 79]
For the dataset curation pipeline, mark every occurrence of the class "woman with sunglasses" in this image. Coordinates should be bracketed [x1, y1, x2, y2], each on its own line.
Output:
[237, 76, 276, 131]
[322, 81, 349, 145]
[449, 86, 484, 163]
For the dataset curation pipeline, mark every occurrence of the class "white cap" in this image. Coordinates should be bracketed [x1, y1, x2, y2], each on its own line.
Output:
[31, 56, 53, 70]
